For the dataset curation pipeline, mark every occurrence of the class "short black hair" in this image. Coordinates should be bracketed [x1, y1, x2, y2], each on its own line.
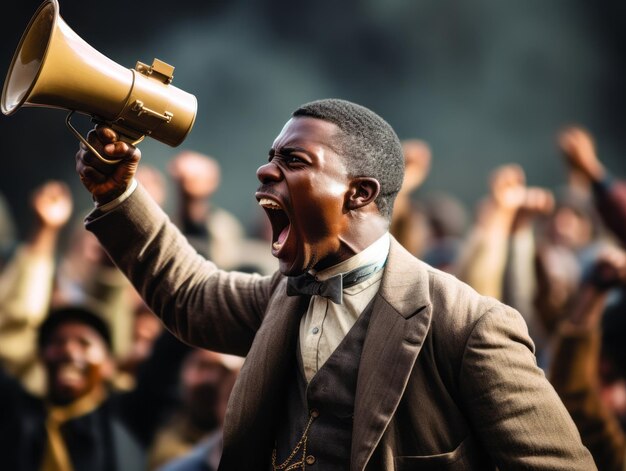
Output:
[292, 99, 404, 219]
[38, 306, 112, 351]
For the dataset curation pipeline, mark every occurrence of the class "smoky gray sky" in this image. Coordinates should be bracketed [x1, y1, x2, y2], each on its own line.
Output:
[1, 0, 625, 235]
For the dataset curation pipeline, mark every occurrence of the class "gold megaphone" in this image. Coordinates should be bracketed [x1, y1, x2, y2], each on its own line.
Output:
[1, 0, 197, 164]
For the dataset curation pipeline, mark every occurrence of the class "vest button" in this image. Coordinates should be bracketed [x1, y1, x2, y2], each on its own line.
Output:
[310, 409, 319, 418]
[305, 455, 316, 465]
[312, 327, 320, 335]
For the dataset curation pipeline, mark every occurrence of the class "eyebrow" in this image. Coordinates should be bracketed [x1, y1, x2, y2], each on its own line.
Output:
[268, 146, 307, 160]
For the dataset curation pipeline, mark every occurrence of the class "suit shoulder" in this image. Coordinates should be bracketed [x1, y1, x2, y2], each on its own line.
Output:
[426, 263, 498, 317]
[422, 263, 515, 345]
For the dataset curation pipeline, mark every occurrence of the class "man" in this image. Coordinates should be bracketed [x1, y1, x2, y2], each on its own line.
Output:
[168, 150, 246, 269]
[0, 180, 73, 396]
[0, 306, 144, 471]
[75, 99, 595, 470]
[0, 305, 196, 471]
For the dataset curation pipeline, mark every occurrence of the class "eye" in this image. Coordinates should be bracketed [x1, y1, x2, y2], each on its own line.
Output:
[271, 150, 308, 167]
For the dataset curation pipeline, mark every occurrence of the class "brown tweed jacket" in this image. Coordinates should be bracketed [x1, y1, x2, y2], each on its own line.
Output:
[86, 184, 595, 471]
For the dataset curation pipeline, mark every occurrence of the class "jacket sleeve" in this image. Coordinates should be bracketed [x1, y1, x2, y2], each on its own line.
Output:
[593, 177, 626, 246]
[85, 184, 278, 357]
[458, 304, 597, 470]
[0, 244, 55, 395]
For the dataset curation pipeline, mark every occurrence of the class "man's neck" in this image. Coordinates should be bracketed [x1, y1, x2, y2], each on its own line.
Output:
[313, 232, 390, 281]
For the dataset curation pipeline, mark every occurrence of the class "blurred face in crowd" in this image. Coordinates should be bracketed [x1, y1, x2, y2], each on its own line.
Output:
[181, 350, 239, 430]
[255, 117, 354, 276]
[533, 245, 581, 332]
[548, 205, 593, 250]
[41, 321, 113, 405]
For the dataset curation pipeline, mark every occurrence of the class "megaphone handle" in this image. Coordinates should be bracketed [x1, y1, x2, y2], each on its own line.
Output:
[65, 111, 124, 165]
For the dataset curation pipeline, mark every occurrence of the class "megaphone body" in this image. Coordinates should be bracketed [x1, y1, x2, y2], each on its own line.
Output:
[2, 0, 197, 156]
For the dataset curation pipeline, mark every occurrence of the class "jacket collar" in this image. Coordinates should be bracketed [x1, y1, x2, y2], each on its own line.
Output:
[351, 237, 433, 470]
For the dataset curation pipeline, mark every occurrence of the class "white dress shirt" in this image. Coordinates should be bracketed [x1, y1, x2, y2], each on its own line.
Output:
[299, 232, 390, 382]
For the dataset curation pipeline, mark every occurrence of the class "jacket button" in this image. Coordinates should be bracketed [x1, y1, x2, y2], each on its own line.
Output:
[310, 409, 319, 418]
[305, 455, 316, 465]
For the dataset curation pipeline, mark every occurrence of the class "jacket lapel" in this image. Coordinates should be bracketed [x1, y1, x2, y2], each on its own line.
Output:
[351, 238, 433, 471]
[221, 279, 310, 468]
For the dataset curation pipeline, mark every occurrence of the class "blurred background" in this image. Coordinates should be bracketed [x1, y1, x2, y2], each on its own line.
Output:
[1, 0, 625, 236]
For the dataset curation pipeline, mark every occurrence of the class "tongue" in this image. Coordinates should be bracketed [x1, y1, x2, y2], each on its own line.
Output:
[277, 225, 290, 245]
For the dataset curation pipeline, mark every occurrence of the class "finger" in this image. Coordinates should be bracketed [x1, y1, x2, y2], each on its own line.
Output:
[95, 125, 118, 143]
[76, 147, 110, 181]
[81, 149, 118, 175]
[76, 157, 109, 184]
[104, 141, 131, 157]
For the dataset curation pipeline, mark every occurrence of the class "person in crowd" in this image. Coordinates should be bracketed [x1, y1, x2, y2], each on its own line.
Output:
[455, 164, 553, 299]
[419, 191, 468, 273]
[0, 304, 196, 471]
[530, 128, 617, 366]
[157, 355, 241, 471]
[116, 301, 164, 385]
[0, 180, 73, 396]
[54, 221, 138, 372]
[149, 349, 243, 470]
[75, 98, 594, 469]
[550, 246, 626, 471]
[169, 150, 245, 269]
[390, 139, 431, 257]
[559, 126, 626, 246]
[453, 164, 556, 365]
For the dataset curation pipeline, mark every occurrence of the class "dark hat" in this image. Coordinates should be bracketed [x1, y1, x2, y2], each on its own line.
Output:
[38, 306, 112, 351]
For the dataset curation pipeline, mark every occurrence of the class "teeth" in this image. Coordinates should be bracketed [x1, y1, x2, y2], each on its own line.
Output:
[58, 364, 83, 381]
[272, 241, 282, 250]
[258, 198, 281, 209]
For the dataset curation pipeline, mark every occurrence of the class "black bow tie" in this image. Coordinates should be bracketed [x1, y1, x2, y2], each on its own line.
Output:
[286, 261, 386, 304]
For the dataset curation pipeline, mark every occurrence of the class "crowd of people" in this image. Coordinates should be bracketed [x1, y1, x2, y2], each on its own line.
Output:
[0, 113, 625, 470]
[0, 152, 249, 471]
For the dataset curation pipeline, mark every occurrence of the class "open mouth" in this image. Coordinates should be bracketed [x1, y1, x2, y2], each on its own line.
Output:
[55, 363, 85, 384]
[258, 197, 291, 254]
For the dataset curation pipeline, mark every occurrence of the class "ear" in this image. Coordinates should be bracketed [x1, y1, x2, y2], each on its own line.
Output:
[346, 177, 380, 211]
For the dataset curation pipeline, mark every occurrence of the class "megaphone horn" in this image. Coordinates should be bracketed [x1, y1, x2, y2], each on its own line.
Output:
[1, 0, 197, 164]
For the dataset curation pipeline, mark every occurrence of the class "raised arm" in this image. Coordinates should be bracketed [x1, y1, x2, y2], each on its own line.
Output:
[559, 126, 626, 245]
[0, 181, 72, 394]
[455, 164, 527, 299]
[550, 247, 626, 471]
[503, 186, 554, 358]
[75, 126, 276, 356]
[168, 150, 245, 268]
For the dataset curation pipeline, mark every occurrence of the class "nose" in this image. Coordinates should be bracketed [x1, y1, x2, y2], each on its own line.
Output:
[57, 339, 83, 361]
[256, 162, 283, 184]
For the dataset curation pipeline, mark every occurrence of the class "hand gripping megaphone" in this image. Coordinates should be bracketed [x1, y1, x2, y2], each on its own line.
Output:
[1, 0, 197, 164]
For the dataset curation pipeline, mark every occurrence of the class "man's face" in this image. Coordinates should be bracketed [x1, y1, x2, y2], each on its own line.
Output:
[40, 322, 112, 405]
[256, 117, 352, 276]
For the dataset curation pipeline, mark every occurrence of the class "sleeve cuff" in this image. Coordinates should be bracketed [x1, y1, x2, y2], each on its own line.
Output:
[94, 179, 138, 213]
